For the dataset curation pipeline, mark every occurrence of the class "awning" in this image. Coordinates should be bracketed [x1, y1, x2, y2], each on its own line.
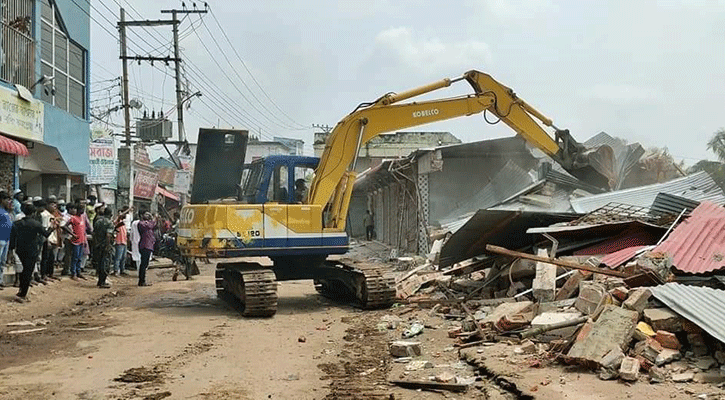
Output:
[0, 134, 29, 156]
[18, 142, 79, 174]
[155, 185, 180, 201]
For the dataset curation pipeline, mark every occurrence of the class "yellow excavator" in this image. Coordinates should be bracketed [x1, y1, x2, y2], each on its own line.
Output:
[177, 70, 614, 317]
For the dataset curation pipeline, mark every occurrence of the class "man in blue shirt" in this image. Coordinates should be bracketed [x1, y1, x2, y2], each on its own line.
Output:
[0, 191, 14, 289]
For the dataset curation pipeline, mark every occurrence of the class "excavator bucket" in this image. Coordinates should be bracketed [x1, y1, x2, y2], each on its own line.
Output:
[568, 144, 616, 190]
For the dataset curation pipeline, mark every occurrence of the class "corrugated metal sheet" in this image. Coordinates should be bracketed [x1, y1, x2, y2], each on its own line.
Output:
[600, 245, 648, 268]
[651, 192, 700, 216]
[574, 227, 660, 256]
[650, 283, 725, 344]
[571, 171, 725, 213]
[439, 210, 577, 268]
[439, 159, 535, 222]
[652, 201, 725, 274]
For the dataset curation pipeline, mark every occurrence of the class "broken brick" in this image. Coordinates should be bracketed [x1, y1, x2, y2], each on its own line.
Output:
[622, 288, 651, 313]
[390, 341, 422, 357]
[654, 330, 680, 350]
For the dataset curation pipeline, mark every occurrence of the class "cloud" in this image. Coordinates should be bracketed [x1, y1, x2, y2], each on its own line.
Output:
[581, 84, 663, 105]
[467, 0, 559, 22]
[371, 27, 493, 77]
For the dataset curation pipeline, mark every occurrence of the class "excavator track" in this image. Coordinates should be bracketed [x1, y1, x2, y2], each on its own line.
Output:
[314, 261, 396, 309]
[216, 263, 278, 317]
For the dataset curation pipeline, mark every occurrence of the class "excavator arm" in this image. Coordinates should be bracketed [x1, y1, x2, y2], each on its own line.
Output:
[308, 70, 614, 229]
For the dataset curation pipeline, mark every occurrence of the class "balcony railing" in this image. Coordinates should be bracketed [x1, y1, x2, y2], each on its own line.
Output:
[0, 18, 34, 88]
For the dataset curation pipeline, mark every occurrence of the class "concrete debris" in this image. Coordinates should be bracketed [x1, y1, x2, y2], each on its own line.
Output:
[600, 348, 625, 370]
[390, 341, 422, 358]
[694, 356, 718, 371]
[643, 308, 684, 333]
[514, 339, 536, 355]
[402, 322, 424, 338]
[567, 305, 638, 366]
[532, 249, 556, 302]
[671, 371, 695, 383]
[649, 366, 666, 383]
[575, 282, 608, 315]
[655, 348, 682, 366]
[622, 287, 652, 314]
[405, 360, 433, 371]
[619, 356, 640, 381]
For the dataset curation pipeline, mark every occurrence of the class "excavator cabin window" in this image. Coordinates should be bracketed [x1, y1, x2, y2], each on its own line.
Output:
[267, 164, 288, 203]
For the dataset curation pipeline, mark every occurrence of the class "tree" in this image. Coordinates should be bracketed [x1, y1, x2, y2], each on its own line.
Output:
[707, 128, 725, 162]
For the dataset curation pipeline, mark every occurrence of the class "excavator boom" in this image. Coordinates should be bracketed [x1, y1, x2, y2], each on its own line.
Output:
[308, 70, 614, 229]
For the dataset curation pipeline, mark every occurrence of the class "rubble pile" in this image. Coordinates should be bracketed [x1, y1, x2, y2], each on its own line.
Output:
[390, 198, 725, 390]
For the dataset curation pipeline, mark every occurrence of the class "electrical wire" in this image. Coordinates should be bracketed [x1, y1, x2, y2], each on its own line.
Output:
[207, 7, 308, 129]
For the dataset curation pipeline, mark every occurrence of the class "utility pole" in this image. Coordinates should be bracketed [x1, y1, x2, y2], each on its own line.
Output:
[161, 7, 207, 143]
[119, 8, 131, 147]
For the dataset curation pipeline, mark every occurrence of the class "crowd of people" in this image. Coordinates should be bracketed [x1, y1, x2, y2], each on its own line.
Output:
[0, 190, 179, 303]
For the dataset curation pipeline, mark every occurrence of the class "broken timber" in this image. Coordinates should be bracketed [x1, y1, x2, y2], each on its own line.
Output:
[389, 379, 468, 393]
[485, 245, 630, 278]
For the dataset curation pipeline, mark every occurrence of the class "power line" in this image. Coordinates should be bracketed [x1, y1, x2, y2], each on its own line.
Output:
[208, 7, 308, 129]
[199, 13, 305, 130]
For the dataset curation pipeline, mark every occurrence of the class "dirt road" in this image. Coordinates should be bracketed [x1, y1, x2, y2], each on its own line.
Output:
[0, 261, 473, 400]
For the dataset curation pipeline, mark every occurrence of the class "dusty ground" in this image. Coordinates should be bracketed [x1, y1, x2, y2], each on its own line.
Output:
[0, 247, 723, 400]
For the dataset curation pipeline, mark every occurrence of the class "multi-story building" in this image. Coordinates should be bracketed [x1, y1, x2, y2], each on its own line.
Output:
[0, 0, 90, 200]
[245, 136, 304, 163]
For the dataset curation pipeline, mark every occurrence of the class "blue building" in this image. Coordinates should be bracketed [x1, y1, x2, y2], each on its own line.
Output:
[0, 0, 90, 200]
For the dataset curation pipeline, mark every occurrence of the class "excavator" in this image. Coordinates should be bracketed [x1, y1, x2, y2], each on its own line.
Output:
[177, 70, 614, 317]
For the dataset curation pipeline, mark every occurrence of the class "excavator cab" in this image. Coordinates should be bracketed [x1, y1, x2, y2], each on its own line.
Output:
[240, 156, 319, 204]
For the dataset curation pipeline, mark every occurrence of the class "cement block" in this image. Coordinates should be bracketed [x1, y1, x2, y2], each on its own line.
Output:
[575, 281, 608, 315]
[567, 305, 639, 366]
[532, 249, 556, 302]
[530, 311, 585, 341]
[654, 330, 681, 350]
[600, 348, 625, 370]
[623, 288, 652, 313]
[480, 301, 534, 327]
[390, 341, 422, 357]
[619, 357, 640, 381]
[643, 308, 684, 332]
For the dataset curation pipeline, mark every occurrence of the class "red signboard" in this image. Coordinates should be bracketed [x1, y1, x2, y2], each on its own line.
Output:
[133, 169, 159, 199]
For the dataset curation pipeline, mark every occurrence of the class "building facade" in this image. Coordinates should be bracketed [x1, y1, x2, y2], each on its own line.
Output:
[246, 136, 304, 163]
[0, 0, 90, 199]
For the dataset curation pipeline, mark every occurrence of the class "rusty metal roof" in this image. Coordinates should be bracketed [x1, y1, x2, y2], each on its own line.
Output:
[650, 283, 725, 343]
[571, 171, 725, 213]
[600, 245, 649, 268]
[652, 201, 725, 274]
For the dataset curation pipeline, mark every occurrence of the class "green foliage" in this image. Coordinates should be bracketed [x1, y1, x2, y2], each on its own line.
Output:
[707, 128, 725, 163]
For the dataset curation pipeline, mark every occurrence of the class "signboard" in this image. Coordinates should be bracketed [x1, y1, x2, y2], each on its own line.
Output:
[174, 170, 191, 193]
[0, 86, 44, 142]
[178, 154, 193, 171]
[88, 140, 116, 184]
[133, 169, 159, 199]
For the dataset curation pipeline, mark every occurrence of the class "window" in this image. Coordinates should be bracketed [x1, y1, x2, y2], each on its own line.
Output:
[266, 165, 288, 203]
[40, 0, 87, 119]
[293, 165, 314, 203]
[1, 0, 34, 87]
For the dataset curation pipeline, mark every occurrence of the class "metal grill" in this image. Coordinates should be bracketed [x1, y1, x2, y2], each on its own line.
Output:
[569, 202, 676, 227]
[417, 174, 429, 254]
[0, 0, 34, 87]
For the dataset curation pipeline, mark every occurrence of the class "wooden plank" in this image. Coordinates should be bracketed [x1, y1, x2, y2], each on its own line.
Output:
[486, 245, 630, 278]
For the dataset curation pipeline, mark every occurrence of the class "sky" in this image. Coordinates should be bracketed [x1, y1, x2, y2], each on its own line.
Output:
[89, 0, 725, 165]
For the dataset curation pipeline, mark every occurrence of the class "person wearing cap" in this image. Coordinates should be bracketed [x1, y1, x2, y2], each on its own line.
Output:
[12, 190, 23, 216]
[0, 191, 13, 289]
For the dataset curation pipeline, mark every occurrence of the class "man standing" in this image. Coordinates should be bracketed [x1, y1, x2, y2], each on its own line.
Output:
[92, 208, 114, 288]
[112, 206, 131, 276]
[0, 192, 13, 289]
[67, 204, 87, 280]
[10, 203, 52, 302]
[11, 189, 22, 215]
[39, 199, 58, 281]
[136, 211, 156, 287]
[364, 210, 374, 241]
